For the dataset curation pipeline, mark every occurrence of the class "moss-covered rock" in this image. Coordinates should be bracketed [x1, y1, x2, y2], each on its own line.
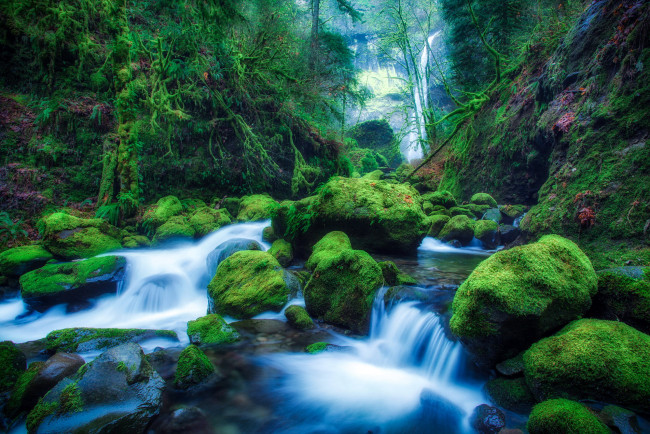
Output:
[347, 120, 402, 168]
[19, 256, 126, 311]
[474, 219, 500, 249]
[438, 215, 475, 245]
[6, 361, 43, 417]
[591, 267, 650, 333]
[222, 197, 241, 218]
[471, 193, 498, 208]
[207, 250, 290, 319]
[449, 206, 475, 218]
[45, 328, 178, 353]
[482, 208, 503, 223]
[269, 239, 293, 267]
[523, 319, 650, 413]
[278, 177, 428, 255]
[262, 226, 278, 243]
[304, 248, 383, 333]
[464, 203, 491, 219]
[0, 245, 53, 278]
[527, 399, 609, 434]
[40, 212, 122, 259]
[187, 314, 239, 345]
[306, 342, 329, 354]
[379, 261, 417, 286]
[499, 204, 528, 222]
[236, 194, 278, 222]
[152, 215, 195, 243]
[206, 238, 263, 278]
[141, 195, 183, 234]
[421, 190, 457, 208]
[485, 377, 536, 413]
[174, 345, 216, 390]
[122, 235, 151, 249]
[189, 207, 231, 237]
[450, 235, 597, 365]
[427, 215, 451, 238]
[305, 231, 352, 271]
[0, 341, 26, 393]
[284, 305, 315, 330]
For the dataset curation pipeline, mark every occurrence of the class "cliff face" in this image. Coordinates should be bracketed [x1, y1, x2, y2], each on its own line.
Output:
[436, 0, 649, 267]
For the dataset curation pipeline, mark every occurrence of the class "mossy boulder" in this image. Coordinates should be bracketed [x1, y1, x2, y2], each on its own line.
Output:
[527, 399, 609, 434]
[523, 319, 650, 413]
[153, 215, 195, 243]
[427, 215, 450, 238]
[591, 266, 650, 333]
[0, 341, 26, 393]
[236, 194, 278, 222]
[304, 248, 383, 333]
[269, 239, 293, 267]
[0, 245, 53, 278]
[222, 197, 241, 218]
[499, 204, 528, 222]
[26, 343, 164, 434]
[305, 231, 352, 271]
[40, 212, 122, 259]
[482, 208, 503, 223]
[262, 226, 278, 243]
[141, 195, 183, 232]
[471, 193, 498, 208]
[421, 190, 457, 208]
[379, 261, 417, 286]
[174, 345, 217, 390]
[189, 207, 231, 237]
[464, 203, 491, 219]
[450, 235, 597, 365]
[122, 235, 151, 249]
[449, 206, 475, 218]
[284, 305, 315, 330]
[19, 256, 126, 312]
[347, 119, 402, 168]
[438, 215, 475, 245]
[206, 238, 263, 278]
[485, 377, 536, 413]
[474, 219, 500, 249]
[45, 328, 178, 353]
[278, 177, 428, 254]
[207, 250, 290, 319]
[187, 314, 239, 345]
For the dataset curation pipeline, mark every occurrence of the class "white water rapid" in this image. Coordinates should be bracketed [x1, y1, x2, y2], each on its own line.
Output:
[0, 221, 271, 349]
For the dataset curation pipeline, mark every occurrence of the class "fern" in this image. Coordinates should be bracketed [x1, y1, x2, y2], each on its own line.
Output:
[95, 203, 120, 226]
[0, 212, 28, 243]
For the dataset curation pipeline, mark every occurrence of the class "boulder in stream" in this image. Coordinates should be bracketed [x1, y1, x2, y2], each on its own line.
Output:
[40, 212, 122, 259]
[268, 239, 293, 267]
[189, 207, 232, 237]
[45, 327, 179, 353]
[438, 215, 475, 246]
[206, 238, 262, 278]
[174, 344, 219, 390]
[284, 305, 315, 330]
[236, 194, 278, 222]
[0, 245, 53, 282]
[469, 404, 506, 434]
[187, 314, 240, 345]
[473, 220, 500, 249]
[526, 399, 609, 434]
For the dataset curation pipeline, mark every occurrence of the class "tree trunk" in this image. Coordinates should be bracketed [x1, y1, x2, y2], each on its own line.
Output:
[309, 0, 320, 70]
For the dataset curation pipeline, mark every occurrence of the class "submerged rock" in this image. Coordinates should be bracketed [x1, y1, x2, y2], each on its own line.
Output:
[284, 305, 315, 330]
[187, 314, 240, 345]
[450, 235, 597, 365]
[45, 327, 178, 353]
[526, 399, 609, 434]
[469, 404, 506, 434]
[40, 212, 122, 259]
[26, 343, 164, 433]
[207, 250, 290, 319]
[151, 406, 215, 434]
[19, 256, 126, 312]
[419, 388, 465, 433]
[174, 345, 218, 390]
[523, 319, 650, 413]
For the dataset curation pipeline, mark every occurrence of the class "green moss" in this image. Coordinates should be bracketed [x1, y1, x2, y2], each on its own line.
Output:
[379, 261, 417, 286]
[122, 235, 151, 249]
[438, 215, 475, 245]
[304, 248, 383, 333]
[59, 383, 83, 414]
[19, 256, 125, 299]
[174, 345, 215, 389]
[7, 361, 43, 416]
[0, 341, 26, 392]
[0, 245, 53, 277]
[305, 231, 352, 271]
[207, 250, 290, 319]
[26, 399, 57, 433]
[40, 212, 122, 259]
[187, 314, 240, 345]
[592, 267, 650, 333]
[523, 319, 650, 413]
[306, 342, 328, 354]
[470, 193, 498, 207]
[189, 207, 231, 237]
[449, 206, 475, 218]
[464, 203, 491, 219]
[268, 239, 293, 267]
[500, 204, 527, 220]
[474, 220, 498, 240]
[485, 377, 536, 413]
[450, 235, 597, 363]
[285, 305, 315, 330]
[527, 399, 609, 434]
[46, 328, 177, 352]
[222, 197, 241, 218]
[421, 190, 457, 208]
[153, 215, 195, 243]
[236, 194, 278, 222]
[141, 196, 183, 234]
[428, 215, 451, 238]
[262, 226, 278, 243]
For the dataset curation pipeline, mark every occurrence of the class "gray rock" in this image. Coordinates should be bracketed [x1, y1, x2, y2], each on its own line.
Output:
[499, 224, 521, 245]
[470, 404, 506, 434]
[482, 208, 502, 223]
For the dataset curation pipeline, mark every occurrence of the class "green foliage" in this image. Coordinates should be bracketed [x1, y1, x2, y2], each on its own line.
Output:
[0, 212, 28, 244]
[95, 204, 120, 227]
[527, 399, 609, 434]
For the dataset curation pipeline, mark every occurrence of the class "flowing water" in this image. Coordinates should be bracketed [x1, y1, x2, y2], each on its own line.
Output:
[0, 222, 497, 433]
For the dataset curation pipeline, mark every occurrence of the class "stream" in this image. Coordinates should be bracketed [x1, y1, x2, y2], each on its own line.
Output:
[0, 222, 499, 433]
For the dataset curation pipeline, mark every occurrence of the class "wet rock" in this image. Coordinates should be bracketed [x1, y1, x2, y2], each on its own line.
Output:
[495, 353, 524, 376]
[499, 224, 521, 245]
[0, 341, 26, 394]
[262, 226, 278, 243]
[427, 215, 450, 238]
[187, 314, 240, 345]
[207, 250, 290, 319]
[379, 261, 418, 286]
[384, 285, 440, 306]
[600, 405, 641, 434]
[26, 343, 164, 433]
[591, 266, 649, 333]
[19, 256, 126, 312]
[45, 327, 178, 353]
[284, 305, 315, 330]
[231, 319, 291, 335]
[305, 231, 352, 271]
[151, 406, 215, 434]
[470, 404, 506, 434]
[305, 342, 353, 354]
[206, 238, 262, 277]
[482, 208, 503, 223]
[474, 220, 500, 249]
[174, 345, 219, 390]
[485, 377, 536, 414]
[146, 347, 182, 380]
[269, 239, 293, 267]
[0, 245, 53, 284]
[40, 212, 122, 259]
[499, 205, 527, 224]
